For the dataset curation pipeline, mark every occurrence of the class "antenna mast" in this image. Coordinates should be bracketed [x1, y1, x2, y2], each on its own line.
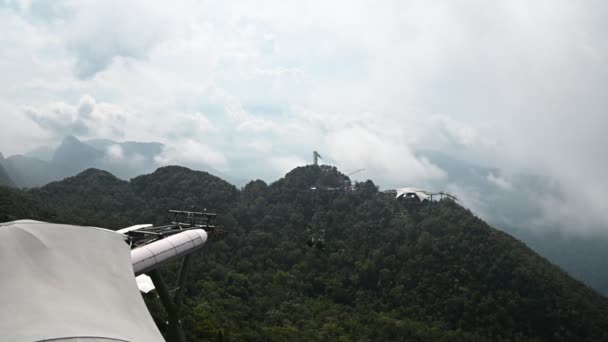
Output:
[313, 151, 322, 165]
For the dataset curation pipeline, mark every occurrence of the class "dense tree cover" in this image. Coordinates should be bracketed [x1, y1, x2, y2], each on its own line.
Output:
[511, 228, 608, 295]
[419, 149, 608, 296]
[0, 185, 54, 222]
[1, 165, 608, 341]
[29, 169, 141, 227]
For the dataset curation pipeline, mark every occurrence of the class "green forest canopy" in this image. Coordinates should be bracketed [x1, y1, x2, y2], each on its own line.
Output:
[1, 165, 607, 341]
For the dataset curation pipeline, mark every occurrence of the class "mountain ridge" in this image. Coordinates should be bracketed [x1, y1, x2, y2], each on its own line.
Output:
[0, 136, 166, 188]
[1, 165, 607, 340]
[4, 140, 608, 296]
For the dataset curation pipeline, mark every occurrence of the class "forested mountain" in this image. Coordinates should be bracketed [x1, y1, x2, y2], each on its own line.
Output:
[418, 149, 608, 295]
[1, 165, 608, 341]
[6, 138, 607, 296]
[0, 153, 60, 187]
[0, 136, 244, 188]
[0, 186, 55, 222]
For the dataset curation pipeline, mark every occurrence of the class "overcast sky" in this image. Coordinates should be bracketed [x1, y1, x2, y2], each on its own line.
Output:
[1, 0, 607, 233]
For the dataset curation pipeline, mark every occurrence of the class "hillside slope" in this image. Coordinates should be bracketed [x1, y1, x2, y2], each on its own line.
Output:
[0, 185, 55, 222]
[418, 149, 608, 296]
[29, 168, 142, 228]
[1, 165, 607, 341]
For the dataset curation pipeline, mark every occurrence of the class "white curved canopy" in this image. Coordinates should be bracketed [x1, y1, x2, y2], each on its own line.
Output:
[395, 187, 430, 201]
[0, 220, 164, 342]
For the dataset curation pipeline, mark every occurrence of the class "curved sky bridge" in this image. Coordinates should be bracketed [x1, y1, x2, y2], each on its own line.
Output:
[390, 187, 458, 202]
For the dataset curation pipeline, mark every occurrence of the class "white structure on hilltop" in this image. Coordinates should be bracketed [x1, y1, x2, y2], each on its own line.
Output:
[395, 187, 431, 202]
[395, 187, 457, 202]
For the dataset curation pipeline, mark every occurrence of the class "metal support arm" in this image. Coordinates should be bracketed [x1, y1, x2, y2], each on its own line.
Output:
[149, 254, 193, 342]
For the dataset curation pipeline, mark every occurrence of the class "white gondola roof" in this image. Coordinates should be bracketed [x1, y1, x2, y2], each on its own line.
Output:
[395, 187, 430, 201]
[0, 220, 164, 342]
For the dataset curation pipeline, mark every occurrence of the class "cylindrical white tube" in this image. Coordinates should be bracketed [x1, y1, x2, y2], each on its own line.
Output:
[131, 229, 208, 275]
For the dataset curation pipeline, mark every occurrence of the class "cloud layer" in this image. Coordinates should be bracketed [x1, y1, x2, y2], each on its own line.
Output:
[2, 0, 608, 234]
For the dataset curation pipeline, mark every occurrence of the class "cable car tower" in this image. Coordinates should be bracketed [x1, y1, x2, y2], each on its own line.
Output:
[120, 209, 224, 342]
[313, 151, 322, 165]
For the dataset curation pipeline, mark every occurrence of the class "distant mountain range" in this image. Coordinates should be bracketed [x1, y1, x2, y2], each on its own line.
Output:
[0, 136, 247, 189]
[0, 136, 163, 188]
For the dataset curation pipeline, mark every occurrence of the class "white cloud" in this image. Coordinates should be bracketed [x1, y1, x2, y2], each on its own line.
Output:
[244, 139, 272, 154]
[486, 172, 513, 191]
[2, 0, 608, 235]
[267, 155, 307, 175]
[430, 115, 492, 149]
[324, 124, 446, 188]
[23, 94, 129, 140]
[58, 1, 185, 79]
[154, 139, 228, 172]
[106, 144, 123, 160]
[236, 117, 281, 134]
